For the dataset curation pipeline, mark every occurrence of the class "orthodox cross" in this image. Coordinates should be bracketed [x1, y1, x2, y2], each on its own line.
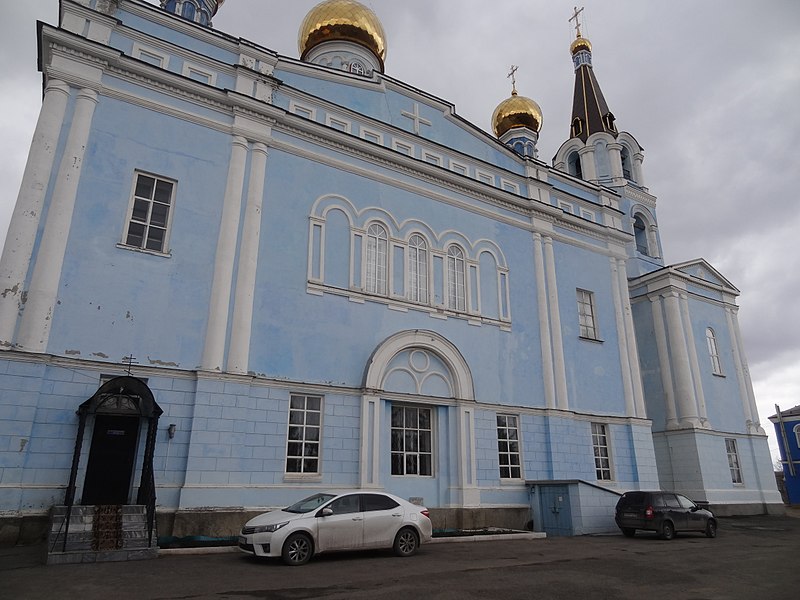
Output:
[507, 65, 519, 94]
[401, 102, 432, 135]
[122, 355, 138, 376]
[569, 6, 585, 37]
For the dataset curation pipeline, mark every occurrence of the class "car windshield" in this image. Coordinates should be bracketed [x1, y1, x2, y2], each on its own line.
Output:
[284, 493, 337, 514]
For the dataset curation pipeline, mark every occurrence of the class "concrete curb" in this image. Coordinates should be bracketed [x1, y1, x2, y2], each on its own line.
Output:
[159, 531, 546, 555]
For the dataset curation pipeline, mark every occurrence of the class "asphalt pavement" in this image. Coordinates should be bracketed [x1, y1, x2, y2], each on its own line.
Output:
[1, 512, 798, 600]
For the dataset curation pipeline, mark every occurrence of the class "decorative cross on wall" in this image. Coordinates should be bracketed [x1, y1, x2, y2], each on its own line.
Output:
[401, 102, 432, 135]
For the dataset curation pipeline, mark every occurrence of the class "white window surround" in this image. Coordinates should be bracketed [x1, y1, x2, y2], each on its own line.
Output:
[706, 328, 723, 375]
[422, 150, 443, 167]
[475, 169, 494, 186]
[725, 438, 743, 484]
[360, 127, 383, 145]
[289, 100, 316, 121]
[365, 222, 388, 296]
[447, 245, 467, 312]
[580, 209, 596, 222]
[132, 42, 170, 69]
[326, 115, 351, 133]
[497, 414, 522, 479]
[181, 61, 216, 85]
[794, 424, 800, 449]
[392, 139, 415, 157]
[285, 394, 323, 476]
[591, 422, 613, 481]
[407, 234, 429, 304]
[121, 171, 176, 256]
[559, 201, 575, 214]
[449, 160, 469, 176]
[500, 179, 520, 194]
[391, 404, 433, 477]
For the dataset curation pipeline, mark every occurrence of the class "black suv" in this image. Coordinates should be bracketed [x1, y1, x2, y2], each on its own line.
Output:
[615, 491, 717, 540]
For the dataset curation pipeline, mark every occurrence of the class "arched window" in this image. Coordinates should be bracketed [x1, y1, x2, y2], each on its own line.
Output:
[634, 215, 649, 255]
[199, 10, 208, 25]
[349, 61, 366, 75]
[408, 234, 428, 304]
[571, 117, 583, 138]
[447, 246, 466, 312]
[365, 223, 388, 295]
[706, 328, 723, 375]
[794, 424, 800, 449]
[603, 112, 617, 133]
[621, 146, 633, 180]
[182, 1, 196, 20]
[568, 151, 583, 179]
[165, 0, 177, 12]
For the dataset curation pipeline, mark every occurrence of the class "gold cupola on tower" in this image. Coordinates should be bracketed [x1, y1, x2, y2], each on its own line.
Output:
[492, 90, 543, 138]
[298, 0, 387, 70]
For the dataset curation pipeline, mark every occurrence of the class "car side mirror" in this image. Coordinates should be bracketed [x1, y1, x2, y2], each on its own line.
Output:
[318, 507, 333, 518]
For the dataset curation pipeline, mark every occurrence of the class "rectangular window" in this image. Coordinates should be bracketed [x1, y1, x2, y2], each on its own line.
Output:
[501, 179, 520, 194]
[450, 161, 469, 176]
[391, 405, 432, 476]
[290, 101, 316, 121]
[423, 151, 442, 166]
[476, 170, 494, 186]
[497, 414, 521, 479]
[326, 115, 351, 133]
[706, 328, 723, 375]
[580, 209, 596, 222]
[592, 423, 613, 481]
[559, 201, 574, 214]
[286, 394, 322, 474]
[132, 43, 169, 69]
[725, 438, 743, 484]
[393, 140, 414, 156]
[181, 62, 216, 85]
[360, 127, 383, 145]
[577, 289, 598, 340]
[123, 172, 175, 253]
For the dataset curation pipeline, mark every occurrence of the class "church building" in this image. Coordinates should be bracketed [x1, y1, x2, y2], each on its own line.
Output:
[0, 0, 782, 546]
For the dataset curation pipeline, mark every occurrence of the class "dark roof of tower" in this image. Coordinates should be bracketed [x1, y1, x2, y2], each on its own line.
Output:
[569, 38, 618, 142]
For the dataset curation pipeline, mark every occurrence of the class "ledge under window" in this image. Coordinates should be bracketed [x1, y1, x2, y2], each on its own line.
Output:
[116, 243, 171, 258]
[579, 336, 604, 344]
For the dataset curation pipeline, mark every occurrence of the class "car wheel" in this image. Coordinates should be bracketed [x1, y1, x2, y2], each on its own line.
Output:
[282, 533, 313, 566]
[705, 520, 717, 538]
[621, 528, 636, 538]
[660, 520, 675, 541]
[393, 527, 419, 557]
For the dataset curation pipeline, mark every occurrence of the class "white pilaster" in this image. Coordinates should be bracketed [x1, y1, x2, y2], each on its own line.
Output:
[633, 152, 645, 186]
[227, 143, 268, 374]
[543, 236, 568, 410]
[458, 404, 480, 507]
[16, 88, 98, 352]
[728, 307, 762, 432]
[651, 296, 678, 428]
[201, 136, 248, 371]
[679, 293, 708, 425]
[609, 258, 636, 417]
[533, 233, 556, 409]
[607, 142, 624, 183]
[359, 394, 381, 488]
[617, 258, 647, 417]
[0, 80, 70, 346]
[663, 292, 700, 427]
[577, 145, 598, 182]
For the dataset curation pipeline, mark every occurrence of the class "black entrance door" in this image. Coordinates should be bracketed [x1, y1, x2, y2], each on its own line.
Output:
[82, 415, 140, 505]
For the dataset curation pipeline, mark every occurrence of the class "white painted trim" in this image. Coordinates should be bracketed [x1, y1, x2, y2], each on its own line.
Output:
[422, 149, 443, 167]
[392, 138, 415, 157]
[475, 169, 495, 186]
[359, 126, 384, 145]
[132, 42, 170, 69]
[326, 114, 352, 134]
[449, 159, 469, 177]
[288, 100, 317, 121]
[181, 61, 217, 86]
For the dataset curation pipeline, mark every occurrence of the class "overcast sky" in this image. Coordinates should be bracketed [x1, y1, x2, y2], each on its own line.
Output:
[1, 1, 798, 461]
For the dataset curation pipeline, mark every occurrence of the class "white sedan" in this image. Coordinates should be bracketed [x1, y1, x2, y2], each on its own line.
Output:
[239, 491, 433, 565]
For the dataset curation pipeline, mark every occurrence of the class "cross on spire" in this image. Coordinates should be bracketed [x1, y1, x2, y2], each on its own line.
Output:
[569, 6, 585, 38]
[507, 65, 519, 95]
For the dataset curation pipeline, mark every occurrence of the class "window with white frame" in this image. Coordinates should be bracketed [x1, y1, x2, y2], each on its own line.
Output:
[501, 179, 520, 194]
[591, 422, 613, 481]
[559, 201, 574, 214]
[706, 328, 723, 375]
[326, 115, 350, 133]
[181, 62, 216, 85]
[794, 424, 800, 448]
[725, 438, 743, 484]
[447, 245, 466, 312]
[290, 102, 315, 120]
[577, 289, 598, 340]
[423, 151, 442, 166]
[497, 414, 522, 479]
[393, 140, 414, 156]
[408, 234, 429, 304]
[123, 172, 175, 253]
[391, 405, 432, 476]
[132, 43, 169, 69]
[360, 128, 383, 145]
[349, 61, 366, 75]
[286, 394, 322, 474]
[476, 170, 494, 186]
[450, 161, 468, 176]
[365, 223, 388, 295]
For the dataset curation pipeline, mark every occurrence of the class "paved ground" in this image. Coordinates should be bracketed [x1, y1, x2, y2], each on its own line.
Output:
[2, 513, 798, 600]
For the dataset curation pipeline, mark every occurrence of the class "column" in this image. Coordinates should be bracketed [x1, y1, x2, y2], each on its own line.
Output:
[577, 145, 598, 182]
[607, 142, 624, 182]
[728, 307, 762, 432]
[609, 258, 636, 417]
[201, 136, 248, 371]
[533, 233, 556, 409]
[16, 88, 99, 352]
[227, 143, 268, 374]
[651, 296, 678, 428]
[633, 152, 645, 187]
[616, 258, 647, 417]
[679, 293, 708, 425]
[0, 80, 71, 345]
[663, 292, 699, 426]
[543, 237, 568, 410]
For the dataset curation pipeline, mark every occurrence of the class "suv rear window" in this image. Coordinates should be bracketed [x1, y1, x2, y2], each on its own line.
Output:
[617, 492, 647, 509]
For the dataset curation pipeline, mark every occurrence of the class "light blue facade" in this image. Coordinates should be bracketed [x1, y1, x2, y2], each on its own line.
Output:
[0, 0, 782, 544]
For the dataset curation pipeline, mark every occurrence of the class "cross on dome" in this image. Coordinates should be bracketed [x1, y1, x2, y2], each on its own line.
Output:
[569, 6, 585, 38]
[507, 65, 519, 95]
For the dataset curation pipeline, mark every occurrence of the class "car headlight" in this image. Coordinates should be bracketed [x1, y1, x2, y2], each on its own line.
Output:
[252, 522, 289, 534]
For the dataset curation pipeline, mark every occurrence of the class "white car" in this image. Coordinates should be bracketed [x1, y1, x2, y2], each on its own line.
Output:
[239, 491, 433, 565]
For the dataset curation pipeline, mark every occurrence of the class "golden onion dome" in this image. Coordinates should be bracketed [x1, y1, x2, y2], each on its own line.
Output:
[492, 91, 543, 137]
[570, 35, 592, 55]
[298, 0, 387, 67]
